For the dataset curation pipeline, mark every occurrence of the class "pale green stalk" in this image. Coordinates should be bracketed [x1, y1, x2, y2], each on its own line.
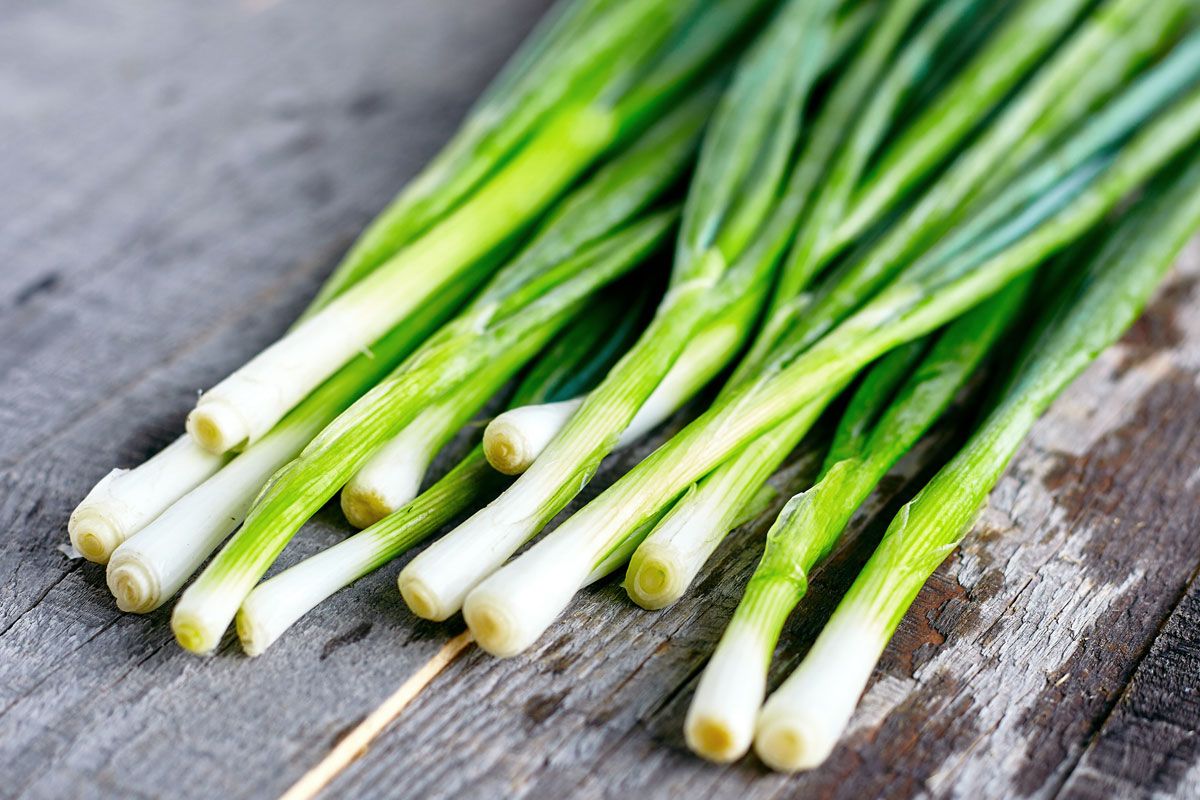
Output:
[458, 76, 1200, 659]
[171, 206, 678, 655]
[686, 281, 1027, 763]
[184, 0, 752, 455]
[401, 0, 843, 623]
[235, 294, 643, 655]
[754, 149, 1200, 773]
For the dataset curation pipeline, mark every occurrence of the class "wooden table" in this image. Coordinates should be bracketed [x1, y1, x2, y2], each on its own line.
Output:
[3, 2, 1199, 798]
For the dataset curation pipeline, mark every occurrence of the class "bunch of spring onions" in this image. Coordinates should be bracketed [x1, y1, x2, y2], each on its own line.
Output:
[69, 0, 1200, 774]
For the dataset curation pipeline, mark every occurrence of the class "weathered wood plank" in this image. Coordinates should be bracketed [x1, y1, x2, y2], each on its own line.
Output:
[4, 2, 1200, 800]
[1056, 567, 1200, 799]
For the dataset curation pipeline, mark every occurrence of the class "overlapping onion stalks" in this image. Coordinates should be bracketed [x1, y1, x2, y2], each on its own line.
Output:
[67, 0, 767, 564]
[754, 148, 1200, 772]
[684, 280, 1028, 762]
[626, 0, 1196, 612]
[184, 0, 772, 456]
[168, 95, 709, 654]
[459, 23, 1200, 659]
[399, 0, 846, 625]
[235, 294, 647, 656]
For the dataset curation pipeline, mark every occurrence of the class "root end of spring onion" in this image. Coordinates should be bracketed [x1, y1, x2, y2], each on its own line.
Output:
[626, 543, 687, 610]
[754, 613, 886, 771]
[685, 717, 743, 764]
[685, 625, 770, 763]
[482, 400, 580, 475]
[398, 574, 455, 623]
[340, 486, 392, 531]
[68, 485, 128, 564]
[753, 719, 825, 773]
[461, 597, 523, 659]
[106, 558, 161, 614]
[235, 608, 270, 658]
[171, 614, 218, 656]
[481, 421, 530, 475]
[187, 399, 250, 455]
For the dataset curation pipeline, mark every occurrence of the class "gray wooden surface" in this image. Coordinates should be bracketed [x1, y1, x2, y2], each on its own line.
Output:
[3, 2, 1199, 799]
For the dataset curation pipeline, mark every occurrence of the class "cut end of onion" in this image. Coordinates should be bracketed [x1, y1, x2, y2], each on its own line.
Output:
[187, 399, 249, 455]
[685, 715, 744, 763]
[626, 543, 686, 610]
[235, 607, 271, 658]
[462, 595, 524, 658]
[753, 711, 830, 773]
[398, 572, 455, 622]
[69, 509, 125, 565]
[107, 557, 161, 614]
[171, 611, 221, 655]
[482, 420, 535, 475]
[340, 486, 392, 530]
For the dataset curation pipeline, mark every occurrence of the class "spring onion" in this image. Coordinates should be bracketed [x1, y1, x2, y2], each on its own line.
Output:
[235, 292, 645, 655]
[460, 61, 1200, 658]
[183, 0, 763, 455]
[686, 280, 1027, 762]
[401, 0, 843, 623]
[626, 0, 962, 610]
[753, 148, 1200, 772]
[103, 278, 480, 613]
[172, 197, 680, 654]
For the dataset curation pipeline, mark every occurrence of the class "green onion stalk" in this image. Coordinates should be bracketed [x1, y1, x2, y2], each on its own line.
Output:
[102, 275, 489, 614]
[624, 0, 965, 611]
[459, 68, 1200, 659]
[476, 0, 879, 479]
[753, 148, 1200, 773]
[68, 0, 761, 562]
[343, 291, 649, 527]
[183, 0, 769, 456]
[685, 280, 1028, 763]
[793, 0, 1191, 355]
[235, 293, 648, 656]
[400, 0, 846, 624]
[170, 88, 717, 653]
[637, 14, 1200, 608]
[623, 0, 1192, 603]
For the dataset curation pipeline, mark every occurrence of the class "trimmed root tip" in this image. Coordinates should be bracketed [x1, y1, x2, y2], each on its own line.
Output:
[626, 547, 685, 611]
[482, 422, 533, 476]
[186, 399, 249, 455]
[235, 608, 269, 658]
[106, 559, 161, 614]
[340, 486, 392, 530]
[69, 511, 125, 564]
[754, 713, 829, 773]
[463, 600, 521, 658]
[398, 575, 452, 623]
[686, 716, 746, 764]
[171, 612, 219, 656]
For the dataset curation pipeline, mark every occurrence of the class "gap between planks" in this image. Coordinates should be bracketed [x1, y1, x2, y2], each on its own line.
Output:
[279, 630, 475, 800]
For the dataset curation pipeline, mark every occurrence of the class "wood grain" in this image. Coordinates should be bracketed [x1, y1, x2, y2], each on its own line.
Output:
[2, 3, 1199, 800]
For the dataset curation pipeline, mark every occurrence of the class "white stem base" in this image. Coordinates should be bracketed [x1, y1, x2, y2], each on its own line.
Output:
[626, 486, 727, 610]
[238, 534, 382, 656]
[686, 626, 772, 763]
[483, 399, 582, 475]
[69, 436, 227, 564]
[754, 610, 885, 772]
[106, 423, 310, 613]
[340, 425, 436, 529]
[461, 530, 592, 657]
[397, 476, 552, 621]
